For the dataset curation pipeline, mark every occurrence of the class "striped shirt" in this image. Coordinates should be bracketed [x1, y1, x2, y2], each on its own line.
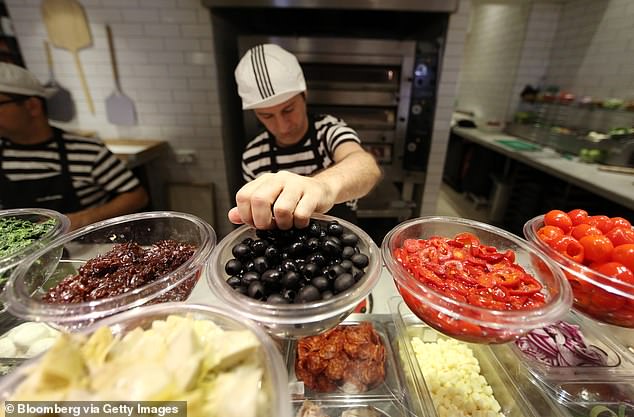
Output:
[242, 113, 361, 181]
[0, 131, 141, 209]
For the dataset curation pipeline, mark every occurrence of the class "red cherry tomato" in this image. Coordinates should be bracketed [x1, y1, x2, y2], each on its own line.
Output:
[571, 224, 602, 240]
[551, 235, 584, 263]
[544, 210, 573, 233]
[579, 235, 614, 264]
[587, 215, 614, 234]
[592, 262, 634, 284]
[606, 227, 634, 247]
[612, 244, 634, 271]
[537, 225, 564, 245]
[568, 209, 589, 226]
[611, 217, 632, 230]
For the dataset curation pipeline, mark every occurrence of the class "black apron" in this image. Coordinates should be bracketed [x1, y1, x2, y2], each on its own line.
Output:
[0, 128, 82, 213]
[268, 116, 358, 224]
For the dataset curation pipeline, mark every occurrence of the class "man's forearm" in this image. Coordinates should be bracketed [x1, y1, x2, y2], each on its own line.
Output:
[313, 150, 382, 204]
[67, 187, 149, 229]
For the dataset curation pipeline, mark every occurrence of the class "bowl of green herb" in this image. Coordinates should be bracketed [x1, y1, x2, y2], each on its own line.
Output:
[0, 209, 70, 303]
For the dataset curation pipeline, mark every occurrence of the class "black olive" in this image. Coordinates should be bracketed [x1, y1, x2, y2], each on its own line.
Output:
[242, 237, 254, 246]
[226, 276, 242, 288]
[295, 258, 306, 269]
[232, 243, 252, 260]
[282, 288, 297, 302]
[266, 293, 288, 304]
[351, 253, 369, 268]
[307, 252, 326, 267]
[327, 222, 344, 237]
[306, 237, 320, 251]
[281, 259, 297, 272]
[281, 252, 289, 260]
[252, 256, 269, 273]
[251, 239, 269, 255]
[264, 245, 280, 262]
[288, 241, 306, 257]
[296, 285, 321, 303]
[261, 269, 281, 286]
[303, 263, 320, 279]
[256, 229, 273, 240]
[224, 259, 243, 275]
[322, 290, 334, 300]
[334, 273, 355, 293]
[342, 246, 356, 259]
[328, 257, 342, 266]
[327, 264, 346, 279]
[340, 259, 353, 272]
[322, 238, 342, 257]
[311, 276, 330, 292]
[307, 221, 321, 237]
[244, 261, 256, 272]
[353, 267, 365, 282]
[235, 286, 248, 296]
[281, 271, 301, 289]
[341, 232, 359, 247]
[247, 281, 265, 299]
[241, 271, 260, 286]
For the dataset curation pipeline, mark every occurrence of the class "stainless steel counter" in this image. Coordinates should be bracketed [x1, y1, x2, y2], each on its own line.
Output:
[452, 127, 634, 211]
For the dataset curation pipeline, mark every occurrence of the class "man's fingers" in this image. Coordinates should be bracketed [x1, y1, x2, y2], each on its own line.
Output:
[273, 184, 304, 230]
[227, 207, 244, 225]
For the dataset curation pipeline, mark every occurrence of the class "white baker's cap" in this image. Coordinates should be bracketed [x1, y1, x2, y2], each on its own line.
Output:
[0, 63, 49, 98]
[235, 44, 306, 110]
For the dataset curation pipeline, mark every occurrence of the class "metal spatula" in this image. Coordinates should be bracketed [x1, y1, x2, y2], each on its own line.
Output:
[43, 40, 75, 122]
[105, 24, 136, 126]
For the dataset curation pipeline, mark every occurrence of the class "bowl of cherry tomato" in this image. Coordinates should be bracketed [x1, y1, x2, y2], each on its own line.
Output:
[524, 210, 634, 328]
[382, 216, 572, 344]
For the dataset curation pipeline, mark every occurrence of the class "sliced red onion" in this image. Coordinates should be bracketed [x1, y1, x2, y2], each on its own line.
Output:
[516, 321, 609, 367]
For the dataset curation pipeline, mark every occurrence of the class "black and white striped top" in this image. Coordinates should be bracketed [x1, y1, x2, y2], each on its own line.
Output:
[242, 113, 361, 181]
[0, 132, 141, 209]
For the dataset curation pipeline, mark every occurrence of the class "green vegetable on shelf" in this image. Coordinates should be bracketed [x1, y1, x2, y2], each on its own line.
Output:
[579, 148, 604, 163]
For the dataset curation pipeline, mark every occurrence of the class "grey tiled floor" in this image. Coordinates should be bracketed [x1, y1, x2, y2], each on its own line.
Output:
[435, 183, 490, 223]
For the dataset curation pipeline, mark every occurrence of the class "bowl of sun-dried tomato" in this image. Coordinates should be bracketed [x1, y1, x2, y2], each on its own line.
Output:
[2, 211, 216, 331]
[382, 216, 572, 344]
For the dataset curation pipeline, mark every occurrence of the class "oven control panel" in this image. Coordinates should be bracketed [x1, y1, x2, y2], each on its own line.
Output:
[403, 46, 439, 172]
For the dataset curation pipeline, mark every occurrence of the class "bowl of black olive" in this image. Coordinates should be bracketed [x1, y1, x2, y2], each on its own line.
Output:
[207, 214, 381, 339]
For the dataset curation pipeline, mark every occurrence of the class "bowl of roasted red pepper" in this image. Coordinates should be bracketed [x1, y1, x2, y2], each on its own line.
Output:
[2, 211, 216, 331]
[382, 216, 572, 344]
[524, 210, 634, 328]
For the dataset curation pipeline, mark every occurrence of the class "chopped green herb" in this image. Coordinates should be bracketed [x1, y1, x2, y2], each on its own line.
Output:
[0, 217, 56, 287]
[0, 217, 56, 259]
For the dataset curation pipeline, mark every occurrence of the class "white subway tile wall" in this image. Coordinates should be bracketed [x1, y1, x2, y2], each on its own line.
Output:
[509, 2, 562, 116]
[546, 0, 634, 99]
[6, 0, 232, 236]
[455, 2, 531, 124]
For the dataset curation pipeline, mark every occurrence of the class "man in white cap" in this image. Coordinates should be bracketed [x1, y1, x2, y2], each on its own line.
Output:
[232, 44, 381, 230]
[0, 63, 148, 229]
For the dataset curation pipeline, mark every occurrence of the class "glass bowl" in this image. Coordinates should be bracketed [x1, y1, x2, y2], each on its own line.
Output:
[382, 216, 572, 344]
[524, 215, 634, 328]
[2, 211, 216, 331]
[0, 208, 70, 301]
[206, 213, 381, 339]
[0, 302, 293, 417]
